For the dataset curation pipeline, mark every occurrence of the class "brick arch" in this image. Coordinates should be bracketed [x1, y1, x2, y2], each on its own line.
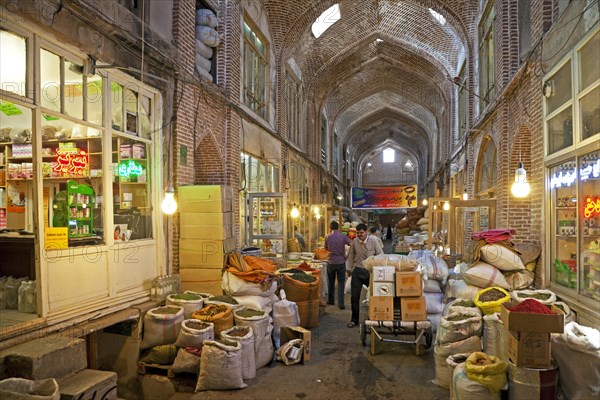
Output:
[473, 134, 498, 197]
[194, 133, 225, 185]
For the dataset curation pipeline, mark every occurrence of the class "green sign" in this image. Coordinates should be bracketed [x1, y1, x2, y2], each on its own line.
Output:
[0, 101, 23, 116]
[118, 160, 144, 177]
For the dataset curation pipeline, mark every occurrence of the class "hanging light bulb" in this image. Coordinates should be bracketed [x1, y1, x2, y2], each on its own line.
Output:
[161, 184, 177, 215]
[443, 201, 450, 211]
[433, 204, 437, 210]
[511, 161, 531, 198]
[313, 206, 320, 215]
[336, 193, 343, 201]
[290, 203, 300, 218]
[422, 198, 428, 206]
[462, 190, 469, 201]
[315, 213, 321, 220]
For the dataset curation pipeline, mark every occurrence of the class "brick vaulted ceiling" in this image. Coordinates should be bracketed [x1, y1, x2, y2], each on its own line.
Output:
[262, 0, 478, 176]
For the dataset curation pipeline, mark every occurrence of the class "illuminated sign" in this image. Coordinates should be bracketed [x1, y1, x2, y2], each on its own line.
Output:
[118, 160, 143, 177]
[580, 158, 600, 181]
[584, 197, 600, 219]
[53, 148, 88, 176]
[550, 169, 577, 188]
[351, 186, 418, 209]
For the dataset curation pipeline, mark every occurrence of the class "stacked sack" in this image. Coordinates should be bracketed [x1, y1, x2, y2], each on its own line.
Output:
[195, 9, 220, 81]
[433, 302, 483, 389]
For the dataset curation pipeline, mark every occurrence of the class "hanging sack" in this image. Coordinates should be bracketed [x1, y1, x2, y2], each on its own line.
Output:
[221, 326, 256, 380]
[140, 306, 184, 349]
[195, 339, 247, 391]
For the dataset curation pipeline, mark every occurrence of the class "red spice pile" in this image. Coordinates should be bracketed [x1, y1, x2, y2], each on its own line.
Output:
[508, 299, 554, 314]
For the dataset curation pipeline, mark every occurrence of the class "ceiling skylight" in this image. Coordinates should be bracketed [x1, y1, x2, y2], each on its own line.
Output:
[383, 148, 395, 163]
[312, 4, 341, 38]
[429, 8, 446, 26]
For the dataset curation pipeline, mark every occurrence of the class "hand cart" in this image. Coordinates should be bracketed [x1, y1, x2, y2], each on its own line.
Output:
[360, 319, 433, 355]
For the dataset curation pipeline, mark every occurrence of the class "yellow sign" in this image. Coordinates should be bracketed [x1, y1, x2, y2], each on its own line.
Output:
[45, 227, 68, 250]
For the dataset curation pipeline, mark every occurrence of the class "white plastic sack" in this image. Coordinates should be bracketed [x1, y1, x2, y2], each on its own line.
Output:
[174, 319, 214, 348]
[428, 313, 442, 333]
[464, 262, 510, 290]
[195, 9, 218, 28]
[551, 322, 600, 400]
[234, 293, 277, 315]
[482, 313, 507, 361]
[254, 325, 274, 369]
[424, 279, 442, 293]
[195, 39, 213, 59]
[195, 25, 220, 47]
[408, 250, 449, 282]
[222, 271, 278, 297]
[552, 301, 575, 324]
[511, 289, 556, 305]
[272, 290, 300, 348]
[221, 326, 256, 380]
[166, 294, 204, 319]
[425, 292, 444, 314]
[453, 363, 500, 400]
[195, 340, 247, 391]
[171, 348, 200, 374]
[345, 276, 352, 294]
[364, 254, 419, 271]
[447, 353, 473, 400]
[196, 63, 213, 81]
[140, 305, 184, 349]
[437, 308, 482, 345]
[17, 280, 36, 313]
[504, 270, 534, 290]
[233, 308, 270, 350]
[433, 336, 482, 389]
[276, 338, 303, 366]
[480, 244, 525, 271]
[446, 280, 481, 301]
[0, 378, 60, 400]
[4, 277, 26, 310]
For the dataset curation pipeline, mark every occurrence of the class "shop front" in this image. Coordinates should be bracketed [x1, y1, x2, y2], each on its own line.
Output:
[543, 28, 599, 328]
[0, 22, 164, 336]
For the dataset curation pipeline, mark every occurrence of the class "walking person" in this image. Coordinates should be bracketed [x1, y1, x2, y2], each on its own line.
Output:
[369, 226, 384, 249]
[325, 221, 352, 309]
[346, 223, 383, 327]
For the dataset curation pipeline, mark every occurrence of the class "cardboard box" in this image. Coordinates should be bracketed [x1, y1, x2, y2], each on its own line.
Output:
[372, 282, 394, 296]
[179, 185, 234, 213]
[506, 328, 551, 368]
[501, 301, 564, 333]
[400, 296, 427, 321]
[396, 271, 423, 297]
[369, 296, 394, 320]
[372, 266, 395, 282]
[280, 326, 311, 363]
[179, 268, 223, 295]
[179, 237, 236, 268]
[179, 212, 233, 239]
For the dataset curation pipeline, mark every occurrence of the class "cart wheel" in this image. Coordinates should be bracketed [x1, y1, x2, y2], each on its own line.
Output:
[424, 327, 433, 349]
[360, 322, 367, 346]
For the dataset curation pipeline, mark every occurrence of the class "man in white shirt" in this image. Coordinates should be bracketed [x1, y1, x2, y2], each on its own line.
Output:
[346, 223, 383, 327]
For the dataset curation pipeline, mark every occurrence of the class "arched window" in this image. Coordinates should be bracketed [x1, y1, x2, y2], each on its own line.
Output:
[476, 136, 497, 198]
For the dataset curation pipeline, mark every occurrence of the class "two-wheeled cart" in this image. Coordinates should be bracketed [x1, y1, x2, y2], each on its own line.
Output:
[360, 319, 433, 355]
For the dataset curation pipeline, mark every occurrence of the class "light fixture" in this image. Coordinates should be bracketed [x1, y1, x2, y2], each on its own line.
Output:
[433, 204, 437, 210]
[511, 161, 531, 198]
[375, 38, 383, 43]
[404, 160, 413, 169]
[462, 190, 469, 201]
[366, 162, 372, 167]
[161, 183, 177, 214]
[313, 206, 320, 215]
[422, 198, 428, 206]
[443, 201, 450, 211]
[336, 193, 343, 201]
[290, 203, 300, 219]
[315, 213, 321, 220]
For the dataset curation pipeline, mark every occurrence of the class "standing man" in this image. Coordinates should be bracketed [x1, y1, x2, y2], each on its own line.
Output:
[293, 225, 306, 251]
[346, 223, 383, 327]
[369, 226, 384, 249]
[325, 221, 352, 309]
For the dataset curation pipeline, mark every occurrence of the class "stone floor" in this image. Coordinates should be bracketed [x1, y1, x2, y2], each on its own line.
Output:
[167, 293, 448, 400]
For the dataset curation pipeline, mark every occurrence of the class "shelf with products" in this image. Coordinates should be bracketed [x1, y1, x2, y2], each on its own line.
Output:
[111, 137, 151, 217]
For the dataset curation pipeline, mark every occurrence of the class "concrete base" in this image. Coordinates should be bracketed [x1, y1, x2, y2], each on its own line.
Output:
[58, 369, 118, 400]
[1, 336, 86, 380]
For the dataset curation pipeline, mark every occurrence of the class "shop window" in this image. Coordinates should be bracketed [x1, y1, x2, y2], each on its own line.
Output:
[578, 30, 600, 141]
[518, 0, 531, 62]
[242, 20, 268, 119]
[478, 1, 496, 111]
[475, 136, 497, 198]
[40, 49, 61, 112]
[0, 29, 27, 97]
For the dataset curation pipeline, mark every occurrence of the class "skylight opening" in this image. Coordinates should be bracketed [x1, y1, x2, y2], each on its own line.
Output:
[383, 148, 395, 163]
[429, 8, 446, 26]
[312, 4, 341, 38]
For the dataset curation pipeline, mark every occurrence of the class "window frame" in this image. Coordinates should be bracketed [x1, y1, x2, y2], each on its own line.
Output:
[475, 135, 497, 198]
[242, 17, 269, 119]
[0, 22, 34, 102]
[321, 114, 327, 166]
[285, 68, 303, 149]
[478, 0, 496, 111]
[457, 64, 467, 142]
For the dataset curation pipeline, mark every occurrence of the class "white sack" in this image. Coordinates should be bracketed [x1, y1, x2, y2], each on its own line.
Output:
[511, 289, 556, 305]
[276, 338, 303, 366]
[447, 353, 473, 400]
[234, 293, 277, 315]
[480, 244, 525, 271]
[195, 25, 220, 47]
[408, 250, 449, 282]
[221, 326, 256, 380]
[174, 319, 214, 348]
[423, 279, 442, 293]
[254, 325, 274, 369]
[166, 294, 204, 319]
[482, 313, 507, 361]
[195, 339, 247, 391]
[437, 308, 482, 345]
[453, 363, 500, 400]
[195, 9, 218, 28]
[171, 348, 200, 373]
[425, 292, 444, 314]
[433, 336, 482, 389]
[141, 306, 184, 349]
[446, 280, 481, 301]
[222, 271, 278, 297]
[195, 39, 213, 59]
[17, 280, 36, 313]
[464, 262, 510, 290]
[272, 290, 300, 348]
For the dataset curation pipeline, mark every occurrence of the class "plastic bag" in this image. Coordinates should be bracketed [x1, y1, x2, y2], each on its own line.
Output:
[465, 352, 507, 393]
[345, 276, 352, 294]
[474, 287, 511, 315]
[276, 338, 304, 366]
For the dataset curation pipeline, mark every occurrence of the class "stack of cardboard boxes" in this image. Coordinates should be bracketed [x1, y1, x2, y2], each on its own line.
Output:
[369, 267, 427, 322]
[500, 301, 565, 368]
[178, 185, 236, 295]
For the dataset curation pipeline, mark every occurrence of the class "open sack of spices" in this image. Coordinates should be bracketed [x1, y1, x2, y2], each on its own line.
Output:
[464, 352, 507, 394]
[192, 304, 234, 337]
[474, 287, 510, 315]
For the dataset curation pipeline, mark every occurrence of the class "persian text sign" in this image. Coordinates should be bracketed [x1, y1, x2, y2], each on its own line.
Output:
[351, 186, 418, 209]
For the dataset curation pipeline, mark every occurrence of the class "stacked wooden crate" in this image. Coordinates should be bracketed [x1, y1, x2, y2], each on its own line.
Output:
[178, 185, 235, 295]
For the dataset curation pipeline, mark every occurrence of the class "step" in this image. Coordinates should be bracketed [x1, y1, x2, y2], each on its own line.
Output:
[58, 369, 118, 400]
[2, 336, 87, 380]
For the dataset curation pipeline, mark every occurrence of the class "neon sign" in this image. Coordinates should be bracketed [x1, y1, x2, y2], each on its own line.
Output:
[53, 148, 88, 176]
[118, 160, 143, 177]
[580, 158, 600, 181]
[550, 169, 577, 188]
[584, 197, 600, 219]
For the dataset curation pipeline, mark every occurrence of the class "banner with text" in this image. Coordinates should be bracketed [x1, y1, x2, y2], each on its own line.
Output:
[351, 186, 418, 209]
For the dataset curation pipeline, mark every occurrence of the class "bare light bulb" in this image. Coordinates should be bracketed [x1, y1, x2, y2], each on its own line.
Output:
[511, 162, 531, 198]
[313, 206, 320, 215]
[290, 204, 300, 218]
[462, 190, 469, 201]
[161, 185, 177, 214]
[422, 198, 428, 206]
[315, 213, 321, 220]
[443, 201, 450, 211]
